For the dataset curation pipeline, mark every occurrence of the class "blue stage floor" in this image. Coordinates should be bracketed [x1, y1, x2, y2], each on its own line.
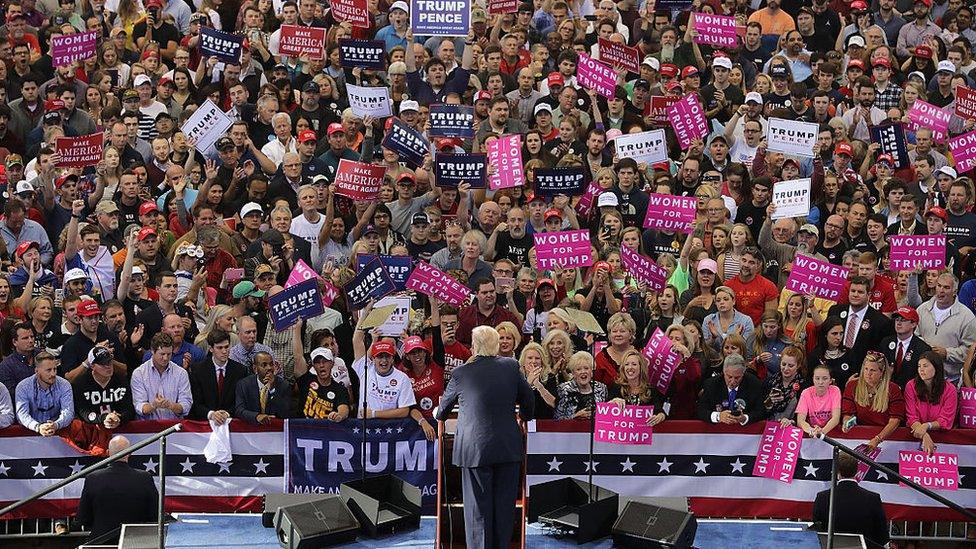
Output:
[167, 513, 824, 548]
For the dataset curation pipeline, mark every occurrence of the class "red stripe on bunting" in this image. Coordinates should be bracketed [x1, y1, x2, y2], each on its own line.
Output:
[690, 497, 974, 522]
[0, 495, 265, 520]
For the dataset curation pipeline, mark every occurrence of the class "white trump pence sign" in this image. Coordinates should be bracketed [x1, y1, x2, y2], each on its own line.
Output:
[766, 118, 818, 157]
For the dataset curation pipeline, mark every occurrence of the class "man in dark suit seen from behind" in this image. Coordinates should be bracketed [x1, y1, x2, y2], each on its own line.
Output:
[189, 330, 248, 422]
[813, 451, 890, 549]
[697, 354, 764, 425]
[434, 326, 534, 549]
[77, 435, 158, 544]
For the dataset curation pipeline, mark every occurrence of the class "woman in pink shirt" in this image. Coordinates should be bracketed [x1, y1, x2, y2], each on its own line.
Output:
[905, 351, 958, 454]
[793, 364, 842, 437]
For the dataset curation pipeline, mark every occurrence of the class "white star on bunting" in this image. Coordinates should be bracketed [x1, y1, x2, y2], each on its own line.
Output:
[69, 460, 85, 475]
[254, 458, 270, 474]
[584, 460, 600, 472]
[217, 462, 232, 474]
[875, 470, 888, 481]
[546, 457, 562, 472]
[179, 458, 196, 473]
[32, 461, 48, 477]
[657, 457, 673, 473]
[386, 427, 394, 434]
[730, 458, 746, 474]
[352, 427, 360, 434]
[397, 427, 404, 433]
[143, 458, 158, 473]
[0, 462, 10, 476]
[693, 458, 710, 474]
[803, 462, 819, 478]
[620, 458, 636, 473]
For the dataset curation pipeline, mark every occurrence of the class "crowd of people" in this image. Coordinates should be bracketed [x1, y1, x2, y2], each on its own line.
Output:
[0, 0, 973, 499]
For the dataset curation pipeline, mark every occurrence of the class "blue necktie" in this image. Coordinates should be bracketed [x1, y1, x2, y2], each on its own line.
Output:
[728, 388, 737, 410]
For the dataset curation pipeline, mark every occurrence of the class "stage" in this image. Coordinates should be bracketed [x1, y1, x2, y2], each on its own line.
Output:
[165, 513, 826, 548]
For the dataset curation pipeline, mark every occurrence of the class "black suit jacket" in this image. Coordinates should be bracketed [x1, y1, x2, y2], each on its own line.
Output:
[696, 370, 764, 424]
[880, 335, 932, 388]
[234, 373, 290, 424]
[434, 356, 534, 468]
[826, 304, 893, 378]
[76, 461, 158, 542]
[188, 356, 249, 420]
[813, 480, 889, 549]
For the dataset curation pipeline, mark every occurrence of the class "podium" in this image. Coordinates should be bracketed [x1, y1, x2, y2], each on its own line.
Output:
[435, 411, 528, 549]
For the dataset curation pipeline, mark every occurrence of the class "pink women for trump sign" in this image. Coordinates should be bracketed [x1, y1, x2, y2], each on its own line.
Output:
[949, 129, 976, 173]
[785, 254, 849, 301]
[693, 13, 737, 48]
[668, 93, 709, 150]
[533, 230, 593, 270]
[899, 451, 959, 491]
[594, 402, 654, 445]
[641, 328, 683, 394]
[620, 246, 667, 291]
[487, 134, 523, 190]
[643, 193, 697, 232]
[907, 100, 951, 142]
[752, 421, 803, 484]
[405, 261, 471, 307]
[888, 235, 946, 270]
[576, 52, 617, 99]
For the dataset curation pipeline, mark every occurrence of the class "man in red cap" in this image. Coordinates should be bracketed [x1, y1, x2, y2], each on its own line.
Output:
[871, 56, 902, 111]
[922, 206, 960, 274]
[349, 335, 415, 420]
[295, 129, 329, 179]
[881, 307, 932, 387]
[315, 122, 360, 186]
[896, 0, 941, 60]
[61, 298, 126, 382]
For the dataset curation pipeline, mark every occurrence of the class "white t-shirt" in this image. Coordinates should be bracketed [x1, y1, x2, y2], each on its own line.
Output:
[290, 214, 325, 270]
[351, 357, 416, 414]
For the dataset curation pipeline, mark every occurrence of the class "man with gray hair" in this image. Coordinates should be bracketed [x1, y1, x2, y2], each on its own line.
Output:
[261, 111, 298, 169]
[77, 435, 159, 544]
[697, 354, 763, 426]
[916, 273, 976, 383]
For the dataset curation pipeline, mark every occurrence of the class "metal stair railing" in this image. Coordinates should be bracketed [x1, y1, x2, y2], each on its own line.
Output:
[0, 422, 182, 549]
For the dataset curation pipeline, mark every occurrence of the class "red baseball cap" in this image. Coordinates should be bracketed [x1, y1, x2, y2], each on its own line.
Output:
[137, 226, 157, 241]
[872, 57, 891, 69]
[681, 66, 700, 79]
[436, 137, 463, 150]
[15, 241, 39, 258]
[834, 142, 853, 156]
[914, 45, 933, 59]
[327, 122, 345, 136]
[139, 201, 159, 216]
[77, 299, 102, 317]
[851, 0, 868, 10]
[876, 153, 895, 165]
[55, 174, 78, 189]
[547, 73, 564, 88]
[916, 0, 931, 6]
[846, 59, 865, 71]
[474, 90, 492, 102]
[298, 129, 318, 143]
[45, 99, 66, 112]
[544, 208, 562, 221]
[593, 261, 611, 272]
[893, 306, 919, 323]
[924, 206, 948, 221]
[403, 336, 428, 355]
[659, 63, 678, 78]
[370, 340, 396, 357]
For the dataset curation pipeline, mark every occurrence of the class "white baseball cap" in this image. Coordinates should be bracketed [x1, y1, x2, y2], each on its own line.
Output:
[712, 56, 732, 70]
[936, 166, 958, 179]
[534, 102, 553, 115]
[597, 192, 619, 208]
[937, 60, 956, 74]
[131, 265, 145, 276]
[65, 268, 88, 282]
[133, 74, 152, 87]
[400, 100, 420, 113]
[311, 347, 335, 362]
[240, 202, 264, 218]
[14, 180, 34, 194]
[846, 35, 865, 49]
[745, 91, 763, 104]
[390, 0, 408, 12]
[642, 56, 660, 71]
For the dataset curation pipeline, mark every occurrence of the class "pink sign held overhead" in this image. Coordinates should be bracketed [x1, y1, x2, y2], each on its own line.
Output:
[576, 52, 617, 99]
[888, 235, 946, 270]
[330, 0, 370, 27]
[574, 180, 603, 218]
[853, 443, 883, 482]
[693, 13, 737, 48]
[641, 328, 683, 394]
[753, 421, 803, 484]
[534, 230, 593, 270]
[405, 261, 472, 307]
[643, 193, 697, 233]
[594, 402, 655, 445]
[333, 159, 386, 200]
[785, 254, 849, 301]
[960, 388, 976, 429]
[907, 100, 951, 142]
[598, 38, 640, 74]
[285, 259, 340, 308]
[52, 29, 98, 67]
[620, 246, 667, 291]
[899, 451, 959, 491]
[668, 93, 709, 150]
[949, 129, 976, 173]
[487, 134, 523, 190]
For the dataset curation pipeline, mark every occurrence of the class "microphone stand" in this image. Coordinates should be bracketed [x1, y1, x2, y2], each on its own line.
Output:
[587, 390, 596, 503]
[361, 359, 370, 484]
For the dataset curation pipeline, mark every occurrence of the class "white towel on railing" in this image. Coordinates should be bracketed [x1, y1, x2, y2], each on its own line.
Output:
[203, 420, 232, 464]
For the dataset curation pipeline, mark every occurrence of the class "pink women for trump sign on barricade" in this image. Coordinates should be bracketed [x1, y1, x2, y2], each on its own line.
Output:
[753, 421, 803, 484]
[960, 388, 976, 429]
[576, 52, 617, 99]
[853, 443, 883, 482]
[899, 451, 959, 491]
[642, 328, 683, 394]
[533, 230, 593, 270]
[668, 93, 709, 150]
[405, 261, 471, 307]
[594, 402, 654, 445]
[907, 100, 951, 142]
[785, 254, 849, 301]
[643, 193, 697, 233]
[620, 246, 667, 291]
[888, 235, 946, 270]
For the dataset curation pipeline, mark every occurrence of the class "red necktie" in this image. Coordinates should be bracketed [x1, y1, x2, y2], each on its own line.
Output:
[216, 368, 225, 397]
[895, 343, 904, 374]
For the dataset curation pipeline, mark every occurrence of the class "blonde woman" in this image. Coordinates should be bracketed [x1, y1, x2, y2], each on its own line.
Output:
[194, 305, 239, 353]
[496, 321, 520, 358]
[595, 312, 637, 386]
[716, 223, 753, 282]
[542, 328, 574, 381]
[608, 349, 667, 426]
[841, 352, 905, 451]
[703, 286, 756, 359]
[520, 342, 557, 419]
[554, 351, 608, 420]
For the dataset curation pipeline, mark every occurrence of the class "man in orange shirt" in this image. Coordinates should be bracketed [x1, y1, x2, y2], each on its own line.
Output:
[725, 247, 779, 325]
[747, 0, 796, 44]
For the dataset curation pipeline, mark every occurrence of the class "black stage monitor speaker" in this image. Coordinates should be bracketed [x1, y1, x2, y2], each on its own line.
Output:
[527, 477, 619, 544]
[263, 493, 334, 527]
[816, 532, 868, 548]
[274, 496, 360, 548]
[339, 474, 422, 537]
[611, 500, 697, 548]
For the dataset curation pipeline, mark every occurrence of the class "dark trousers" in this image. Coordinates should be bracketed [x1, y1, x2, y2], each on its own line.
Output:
[460, 461, 520, 549]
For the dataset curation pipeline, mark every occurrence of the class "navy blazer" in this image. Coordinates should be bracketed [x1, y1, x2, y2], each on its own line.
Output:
[188, 356, 249, 420]
[434, 356, 534, 468]
[234, 374, 290, 424]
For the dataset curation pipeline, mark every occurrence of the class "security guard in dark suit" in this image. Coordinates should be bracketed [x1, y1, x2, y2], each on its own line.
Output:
[813, 452, 890, 549]
[435, 326, 535, 549]
[77, 436, 158, 543]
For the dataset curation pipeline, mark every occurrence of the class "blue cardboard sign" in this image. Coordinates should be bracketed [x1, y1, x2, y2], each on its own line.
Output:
[357, 254, 412, 291]
[870, 123, 910, 169]
[534, 167, 587, 196]
[410, 0, 471, 36]
[344, 257, 396, 309]
[428, 104, 475, 138]
[339, 38, 387, 70]
[434, 153, 486, 188]
[381, 118, 429, 168]
[199, 27, 243, 63]
[269, 278, 324, 331]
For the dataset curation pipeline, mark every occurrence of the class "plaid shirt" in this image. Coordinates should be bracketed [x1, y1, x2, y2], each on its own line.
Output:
[874, 83, 903, 112]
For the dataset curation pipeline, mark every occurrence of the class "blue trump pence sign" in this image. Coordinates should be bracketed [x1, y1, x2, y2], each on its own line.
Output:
[268, 278, 323, 331]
